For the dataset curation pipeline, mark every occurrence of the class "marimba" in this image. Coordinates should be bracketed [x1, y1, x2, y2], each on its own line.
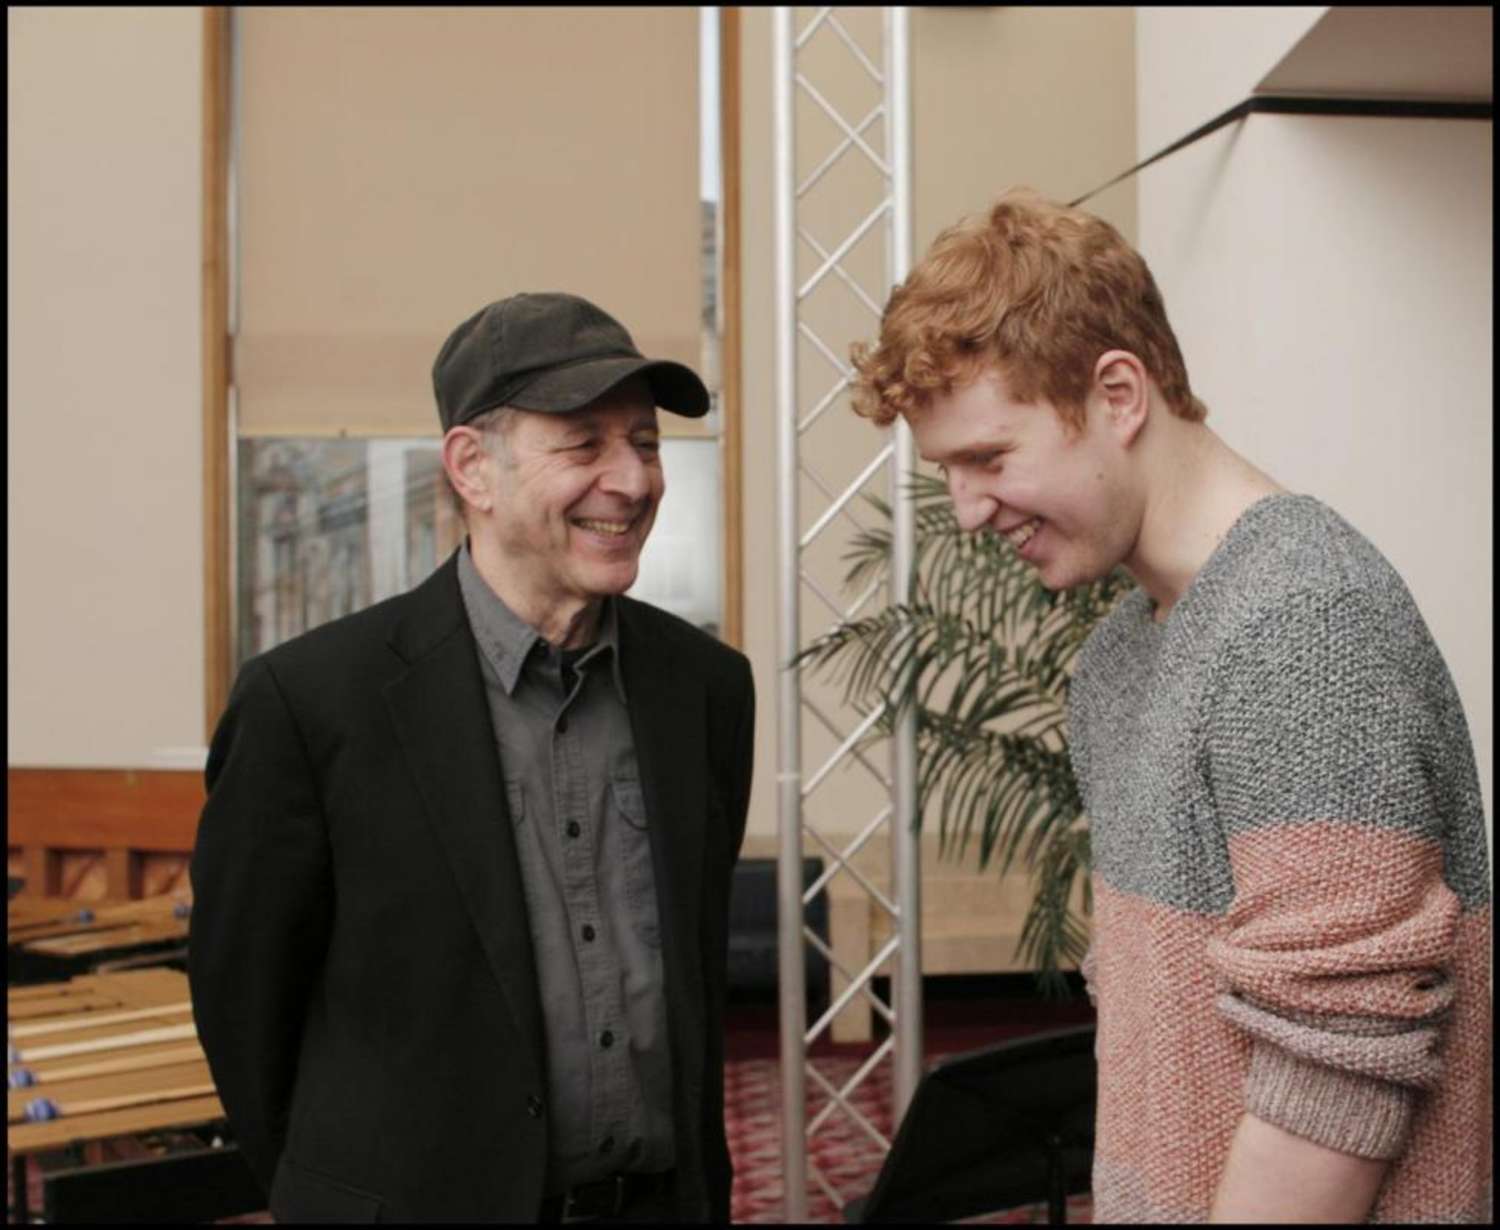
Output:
[7, 895, 192, 985]
[6, 968, 262, 1223]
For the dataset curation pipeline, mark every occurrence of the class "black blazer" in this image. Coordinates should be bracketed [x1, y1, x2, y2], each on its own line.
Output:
[188, 551, 755, 1223]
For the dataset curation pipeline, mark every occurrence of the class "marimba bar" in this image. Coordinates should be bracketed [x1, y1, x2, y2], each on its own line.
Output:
[6, 968, 262, 1223]
[7, 895, 192, 985]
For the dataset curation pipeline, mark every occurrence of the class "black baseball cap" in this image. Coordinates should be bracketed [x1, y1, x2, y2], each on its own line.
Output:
[432, 292, 710, 431]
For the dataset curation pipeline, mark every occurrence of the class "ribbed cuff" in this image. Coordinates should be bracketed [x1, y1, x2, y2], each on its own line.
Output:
[1244, 1041, 1417, 1160]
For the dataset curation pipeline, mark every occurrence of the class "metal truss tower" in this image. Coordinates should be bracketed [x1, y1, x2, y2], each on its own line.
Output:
[773, 7, 919, 1221]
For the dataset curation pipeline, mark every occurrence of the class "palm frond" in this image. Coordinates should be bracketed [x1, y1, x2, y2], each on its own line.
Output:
[1015, 823, 1093, 997]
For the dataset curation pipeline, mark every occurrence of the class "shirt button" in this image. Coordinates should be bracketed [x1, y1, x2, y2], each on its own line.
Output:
[600, 1136, 614, 1155]
[566, 821, 581, 839]
[582, 924, 596, 942]
[527, 1095, 544, 1118]
[600, 1030, 614, 1049]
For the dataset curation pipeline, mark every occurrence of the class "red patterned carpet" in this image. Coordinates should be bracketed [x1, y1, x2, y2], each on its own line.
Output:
[727, 1049, 1093, 1224]
[724, 982, 1096, 1223]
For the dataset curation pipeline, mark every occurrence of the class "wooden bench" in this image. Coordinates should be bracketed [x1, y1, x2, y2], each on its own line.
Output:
[7, 770, 202, 903]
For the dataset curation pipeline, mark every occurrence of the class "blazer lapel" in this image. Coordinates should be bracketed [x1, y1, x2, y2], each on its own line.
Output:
[382, 557, 546, 1072]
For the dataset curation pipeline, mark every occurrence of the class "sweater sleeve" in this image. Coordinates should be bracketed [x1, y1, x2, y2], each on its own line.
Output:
[1204, 587, 1461, 1160]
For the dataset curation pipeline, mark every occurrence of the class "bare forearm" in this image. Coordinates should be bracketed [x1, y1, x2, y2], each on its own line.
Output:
[1210, 1112, 1388, 1223]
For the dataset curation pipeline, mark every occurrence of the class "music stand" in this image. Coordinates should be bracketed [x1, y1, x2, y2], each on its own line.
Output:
[843, 1023, 1096, 1224]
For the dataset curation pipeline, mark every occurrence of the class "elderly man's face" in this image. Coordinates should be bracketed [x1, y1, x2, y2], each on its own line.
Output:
[480, 376, 663, 609]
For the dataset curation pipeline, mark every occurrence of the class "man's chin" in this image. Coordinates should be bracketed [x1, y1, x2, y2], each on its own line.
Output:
[577, 561, 642, 599]
[1040, 561, 1119, 594]
[1032, 555, 1098, 594]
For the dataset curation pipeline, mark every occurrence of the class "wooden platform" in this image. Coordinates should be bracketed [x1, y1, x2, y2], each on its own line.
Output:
[739, 830, 1080, 1043]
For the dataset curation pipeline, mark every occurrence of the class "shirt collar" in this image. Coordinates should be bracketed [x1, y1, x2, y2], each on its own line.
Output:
[457, 541, 627, 703]
[585, 597, 628, 705]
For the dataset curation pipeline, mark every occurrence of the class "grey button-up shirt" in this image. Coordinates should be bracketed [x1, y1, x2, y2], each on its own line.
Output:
[457, 545, 675, 1192]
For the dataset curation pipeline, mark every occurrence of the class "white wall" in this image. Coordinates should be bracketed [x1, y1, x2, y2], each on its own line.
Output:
[8, 7, 205, 768]
[1136, 6, 1327, 150]
[1137, 17, 1493, 831]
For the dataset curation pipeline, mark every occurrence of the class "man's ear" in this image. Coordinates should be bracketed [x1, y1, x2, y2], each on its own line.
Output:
[441, 427, 493, 516]
[1092, 350, 1149, 447]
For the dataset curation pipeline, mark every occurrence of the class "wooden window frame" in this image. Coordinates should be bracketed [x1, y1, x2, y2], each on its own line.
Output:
[202, 7, 232, 736]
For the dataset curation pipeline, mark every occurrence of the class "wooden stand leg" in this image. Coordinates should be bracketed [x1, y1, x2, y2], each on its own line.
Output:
[11, 1153, 32, 1223]
[103, 850, 143, 901]
[21, 848, 62, 898]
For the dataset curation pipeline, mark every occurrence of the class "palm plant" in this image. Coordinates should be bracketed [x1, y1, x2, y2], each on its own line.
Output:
[795, 472, 1133, 995]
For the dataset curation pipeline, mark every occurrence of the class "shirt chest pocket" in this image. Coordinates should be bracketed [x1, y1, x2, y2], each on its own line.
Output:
[502, 779, 551, 891]
[611, 775, 660, 949]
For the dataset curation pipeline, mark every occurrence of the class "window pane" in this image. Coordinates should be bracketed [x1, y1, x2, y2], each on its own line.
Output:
[236, 438, 455, 666]
[237, 436, 723, 663]
[631, 438, 724, 637]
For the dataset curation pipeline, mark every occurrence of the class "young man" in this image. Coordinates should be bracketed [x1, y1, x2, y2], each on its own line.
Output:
[190, 293, 755, 1222]
[850, 189, 1490, 1223]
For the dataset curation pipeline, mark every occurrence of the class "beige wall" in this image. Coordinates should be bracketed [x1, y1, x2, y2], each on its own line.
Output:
[737, 8, 1139, 841]
[911, 6, 1137, 248]
[1136, 6, 1327, 151]
[1136, 14, 1494, 831]
[8, 7, 205, 769]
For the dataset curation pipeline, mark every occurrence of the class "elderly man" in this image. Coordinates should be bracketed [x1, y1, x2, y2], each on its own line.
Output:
[850, 190, 1490, 1224]
[190, 293, 755, 1223]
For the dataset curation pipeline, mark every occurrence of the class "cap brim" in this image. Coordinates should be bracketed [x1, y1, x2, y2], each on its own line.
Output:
[508, 356, 710, 418]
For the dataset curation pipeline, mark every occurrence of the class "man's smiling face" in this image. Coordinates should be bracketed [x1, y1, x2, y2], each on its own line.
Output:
[911, 365, 1138, 592]
[482, 375, 664, 610]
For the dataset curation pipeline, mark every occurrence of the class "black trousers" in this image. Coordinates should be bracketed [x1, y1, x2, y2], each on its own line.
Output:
[535, 1174, 679, 1224]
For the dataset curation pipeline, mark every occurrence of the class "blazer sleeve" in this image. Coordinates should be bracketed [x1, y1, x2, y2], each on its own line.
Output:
[188, 657, 334, 1196]
[700, 654, 756, 1222]
[722, 656, 755, 859]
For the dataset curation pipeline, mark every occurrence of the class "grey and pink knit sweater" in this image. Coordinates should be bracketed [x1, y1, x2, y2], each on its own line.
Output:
[1068, 493, 1491, 1223]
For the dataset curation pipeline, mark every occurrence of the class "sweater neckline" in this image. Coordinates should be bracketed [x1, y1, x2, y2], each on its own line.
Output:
[1138, 491, 1317, 633]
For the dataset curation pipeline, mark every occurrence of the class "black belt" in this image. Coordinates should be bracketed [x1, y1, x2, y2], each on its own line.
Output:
[538, 1170, 675, 1223]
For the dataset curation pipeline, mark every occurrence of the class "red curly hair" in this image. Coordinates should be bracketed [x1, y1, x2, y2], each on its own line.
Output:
[851, 187, 1207, 430]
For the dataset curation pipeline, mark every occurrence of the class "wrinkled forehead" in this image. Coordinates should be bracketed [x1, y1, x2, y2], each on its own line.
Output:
[527, 391, 660, 438]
